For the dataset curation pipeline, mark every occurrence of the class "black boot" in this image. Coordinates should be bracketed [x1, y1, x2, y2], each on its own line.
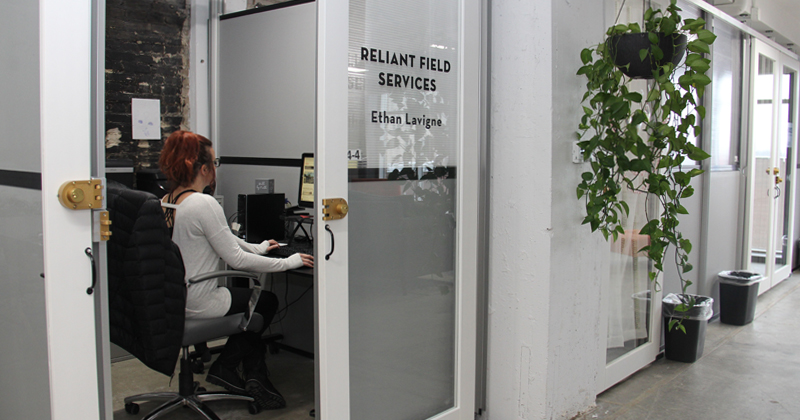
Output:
[206, 334, 246, 393]
[242, 333, 286, 410]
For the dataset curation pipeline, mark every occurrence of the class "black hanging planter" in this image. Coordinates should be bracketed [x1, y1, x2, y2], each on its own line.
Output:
[606, 32, 687, 79]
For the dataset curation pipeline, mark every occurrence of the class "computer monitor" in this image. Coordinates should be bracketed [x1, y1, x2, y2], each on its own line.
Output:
[298, 153, 314, 208]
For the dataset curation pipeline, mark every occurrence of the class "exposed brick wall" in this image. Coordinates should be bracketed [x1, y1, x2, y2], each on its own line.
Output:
[105, 0, 190, 171]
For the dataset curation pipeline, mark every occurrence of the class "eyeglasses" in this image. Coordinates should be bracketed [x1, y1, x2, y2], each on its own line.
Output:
[213, 158, 220, 168]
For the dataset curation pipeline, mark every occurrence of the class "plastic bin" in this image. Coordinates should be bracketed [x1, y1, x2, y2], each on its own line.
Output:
[718, 270, 763, 326]
[663, 293, 713, 363]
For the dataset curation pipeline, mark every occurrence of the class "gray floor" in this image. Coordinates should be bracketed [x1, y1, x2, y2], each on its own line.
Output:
[113, 273, 800, 420]
[579, 271, 800, 420]
[112, 346, 315, 420]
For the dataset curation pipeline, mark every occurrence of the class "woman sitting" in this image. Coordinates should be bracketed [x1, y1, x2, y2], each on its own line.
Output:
[159, 130, 313, 410]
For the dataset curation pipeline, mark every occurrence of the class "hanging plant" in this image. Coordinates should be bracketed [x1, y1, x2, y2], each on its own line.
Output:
[576, 0, 716, 331]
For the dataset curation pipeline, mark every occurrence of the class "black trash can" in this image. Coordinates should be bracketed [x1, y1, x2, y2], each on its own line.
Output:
[718, 271, 763, 326]
[663, 293, 713, 363]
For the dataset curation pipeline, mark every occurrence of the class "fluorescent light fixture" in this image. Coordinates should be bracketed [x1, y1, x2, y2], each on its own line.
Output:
[348, 67, 367, 73]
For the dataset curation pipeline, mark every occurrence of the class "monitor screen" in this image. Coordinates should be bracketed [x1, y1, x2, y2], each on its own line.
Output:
[298, 153, 314, 208]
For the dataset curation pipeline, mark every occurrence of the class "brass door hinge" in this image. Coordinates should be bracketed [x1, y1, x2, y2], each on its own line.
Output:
[322, 198, 348, 221]
[58, 179, 103, 210]
[95, 210, 112, 242]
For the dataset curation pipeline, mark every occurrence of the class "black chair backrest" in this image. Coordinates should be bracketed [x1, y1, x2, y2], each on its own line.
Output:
[106, 182, 187, 376]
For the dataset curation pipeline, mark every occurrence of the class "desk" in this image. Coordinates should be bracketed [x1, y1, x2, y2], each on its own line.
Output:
[264, 268, 314, 359]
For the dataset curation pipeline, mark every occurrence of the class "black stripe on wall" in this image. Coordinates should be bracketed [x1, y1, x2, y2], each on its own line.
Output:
[220, 0, 315, 20]
[0, 170, 42, 190]
[219, 157, 303, 167]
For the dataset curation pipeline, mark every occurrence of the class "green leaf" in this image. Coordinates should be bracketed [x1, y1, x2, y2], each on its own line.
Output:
[668, 318, 679, 331]
[687, 59, 710, 73]
[677, 323, 687, 334]
[696, 29, 717, 45]
[683, 263, 694, 273]
[692, 74, 712, 86]
[688, 148, 711, 161]
[688, 40, 710, 54]
[581, 48, 593, 65]
[620, 201, 630, 216]
[648, 32, 659, 44]
[624, 92, 643, 102]
[696, 105, 706, 119]
[628, 22, 641, 33]
[646, 87, 661, 102]
[639, 48, 648, 63]
[581, 172, 594, 181]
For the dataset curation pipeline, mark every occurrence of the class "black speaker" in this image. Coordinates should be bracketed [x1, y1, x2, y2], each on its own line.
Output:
[237, 193, 285, 243]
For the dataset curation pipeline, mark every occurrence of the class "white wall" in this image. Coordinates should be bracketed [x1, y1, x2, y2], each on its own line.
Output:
[485, 0, 606, 418]
[753, 0, 800, 45]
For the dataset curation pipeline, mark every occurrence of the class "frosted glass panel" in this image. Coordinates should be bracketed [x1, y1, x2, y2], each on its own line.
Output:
[750, 54, 776, 275]
[348, 0, 460, 418]
[775, 67, 796, 269]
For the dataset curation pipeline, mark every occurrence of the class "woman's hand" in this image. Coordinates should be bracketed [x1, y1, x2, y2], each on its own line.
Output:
[299, 253, 314, 268]
[264, 239, 280, 253]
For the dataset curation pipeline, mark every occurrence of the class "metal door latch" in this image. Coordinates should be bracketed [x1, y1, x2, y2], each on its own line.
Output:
[322, 198, 348, 221]
[58, 179, 103, 210]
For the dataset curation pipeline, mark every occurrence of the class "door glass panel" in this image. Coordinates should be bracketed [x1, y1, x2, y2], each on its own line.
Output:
[0, 2, 52, 418]
[775, 67, 796, 270]
[347, 0, 460, 418]
[606, 178, 654, 363]
[750, 53, 775, 276]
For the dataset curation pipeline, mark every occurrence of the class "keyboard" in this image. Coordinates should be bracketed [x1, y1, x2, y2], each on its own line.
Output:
[269, 242, 313, 258]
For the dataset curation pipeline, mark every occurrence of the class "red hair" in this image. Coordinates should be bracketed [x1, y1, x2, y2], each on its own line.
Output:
[159, 130, 214, 190]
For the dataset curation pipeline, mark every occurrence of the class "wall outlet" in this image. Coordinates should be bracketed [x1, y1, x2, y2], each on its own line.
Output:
[255, 178, 274, 194]
[572, 141, 585, 164]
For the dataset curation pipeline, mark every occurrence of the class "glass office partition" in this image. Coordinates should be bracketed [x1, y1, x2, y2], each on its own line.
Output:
[775, 67, 796, 271]
[749, 52, 776, 276]
[347, 0, 460, 417]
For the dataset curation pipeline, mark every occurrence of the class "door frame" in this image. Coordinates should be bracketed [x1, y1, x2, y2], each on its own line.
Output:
[40, 0, 103, 417]
[743, 39, 800, 293]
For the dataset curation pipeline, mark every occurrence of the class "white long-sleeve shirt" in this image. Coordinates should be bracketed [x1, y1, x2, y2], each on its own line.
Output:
[169, 193, 303, 318]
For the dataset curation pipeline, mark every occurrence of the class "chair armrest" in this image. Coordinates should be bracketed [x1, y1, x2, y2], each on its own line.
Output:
[186, 270, 264, 332]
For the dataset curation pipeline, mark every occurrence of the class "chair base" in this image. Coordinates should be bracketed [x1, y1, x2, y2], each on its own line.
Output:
[124, 390, 256, 420]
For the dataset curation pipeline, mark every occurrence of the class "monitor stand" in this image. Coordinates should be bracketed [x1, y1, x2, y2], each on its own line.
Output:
[286, 205, 309, 216]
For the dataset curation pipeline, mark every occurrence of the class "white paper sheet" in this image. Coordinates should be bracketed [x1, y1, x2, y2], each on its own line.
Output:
[131, 98, 161, 140]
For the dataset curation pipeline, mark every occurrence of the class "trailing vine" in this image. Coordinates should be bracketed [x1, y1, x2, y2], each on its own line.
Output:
[576, 0, 716, 329]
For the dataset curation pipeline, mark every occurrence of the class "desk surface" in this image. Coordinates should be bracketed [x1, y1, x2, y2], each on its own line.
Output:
[287, 267, 314, 277]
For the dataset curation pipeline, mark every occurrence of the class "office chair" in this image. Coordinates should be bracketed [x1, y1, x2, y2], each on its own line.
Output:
[106, 183, 265, 418]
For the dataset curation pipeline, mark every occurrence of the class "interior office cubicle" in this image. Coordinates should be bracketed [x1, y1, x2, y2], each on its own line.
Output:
[103, 0, 486, 419]
[215, 0, 317, 366]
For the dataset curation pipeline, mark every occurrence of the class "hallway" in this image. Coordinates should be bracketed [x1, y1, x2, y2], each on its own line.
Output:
[580, 272, 800, 420]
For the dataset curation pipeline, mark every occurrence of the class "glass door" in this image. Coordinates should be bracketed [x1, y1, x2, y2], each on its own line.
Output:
[745, 40, 799, 293]
[598, 180, 662, 391]
[315, 0, 481, 419]
[0, 0, 102, 418]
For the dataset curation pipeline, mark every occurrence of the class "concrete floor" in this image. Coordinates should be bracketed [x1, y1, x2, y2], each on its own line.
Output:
[112, 346, 315, 420]
[113, 273, 800, 420]
[579, 272, 800, 420]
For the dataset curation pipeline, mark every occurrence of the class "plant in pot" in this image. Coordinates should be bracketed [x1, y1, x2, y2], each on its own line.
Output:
[575, 0, 716, 362]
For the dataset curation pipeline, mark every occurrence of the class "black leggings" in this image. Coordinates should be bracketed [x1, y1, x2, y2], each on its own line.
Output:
[225, 287, 279, 335]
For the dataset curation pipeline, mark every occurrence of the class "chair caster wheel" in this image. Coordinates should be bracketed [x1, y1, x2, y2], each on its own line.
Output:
[124, 402, 140, 415]
[248, 402, 261, 414]
[191, 359, 205, 374]
[196, 386, 206, 392]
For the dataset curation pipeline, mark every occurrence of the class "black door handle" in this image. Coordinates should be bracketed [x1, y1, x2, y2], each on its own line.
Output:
[325, 224, 335, 260]
[85, 247, 97, 295]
